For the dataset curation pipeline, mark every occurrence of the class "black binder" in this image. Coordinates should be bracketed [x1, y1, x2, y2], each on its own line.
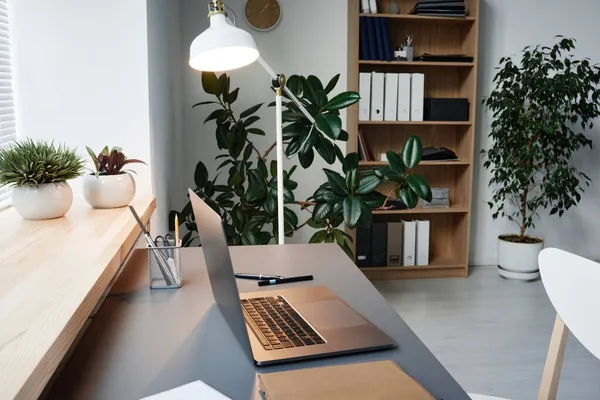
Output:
[371, 222, 388, 267]
[356, 224, 372, 267]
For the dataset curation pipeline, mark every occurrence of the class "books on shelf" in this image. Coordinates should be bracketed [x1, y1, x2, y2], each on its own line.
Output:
[357, 130, 375, 161]
[359, 17, 392, 61]
[409, 0, 467, 17]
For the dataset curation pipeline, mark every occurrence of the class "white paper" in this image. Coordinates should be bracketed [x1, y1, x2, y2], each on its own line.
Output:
[141, 381, 231, 400]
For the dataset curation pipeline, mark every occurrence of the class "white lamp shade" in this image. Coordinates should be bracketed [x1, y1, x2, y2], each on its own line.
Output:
[190, 13, 259, 72]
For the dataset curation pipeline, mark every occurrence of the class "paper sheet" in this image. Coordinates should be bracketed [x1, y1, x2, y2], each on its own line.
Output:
[141, 381, 231, 400]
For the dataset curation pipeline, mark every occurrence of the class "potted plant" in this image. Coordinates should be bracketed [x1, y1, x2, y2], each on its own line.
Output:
[483, 37, 600, 280]
[84, 146, 146, 209]
[0, 139, 85, 220]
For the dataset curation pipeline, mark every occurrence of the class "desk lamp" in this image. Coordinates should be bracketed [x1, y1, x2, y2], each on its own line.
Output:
[189, 0, 314, 245]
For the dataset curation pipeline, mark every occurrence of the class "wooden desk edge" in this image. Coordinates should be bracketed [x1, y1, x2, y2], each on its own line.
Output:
[17, 198, 155, 400]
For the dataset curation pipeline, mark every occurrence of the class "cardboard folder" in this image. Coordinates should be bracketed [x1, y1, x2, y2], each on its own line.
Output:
[258, 360, 434, 400]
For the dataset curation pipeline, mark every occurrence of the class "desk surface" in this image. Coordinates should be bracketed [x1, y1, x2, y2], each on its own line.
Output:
[49, 244, 468, 400]
[0, 196, 155, 399]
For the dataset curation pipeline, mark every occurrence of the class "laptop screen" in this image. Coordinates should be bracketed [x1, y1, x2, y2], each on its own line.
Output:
[188, 189, 253, 359]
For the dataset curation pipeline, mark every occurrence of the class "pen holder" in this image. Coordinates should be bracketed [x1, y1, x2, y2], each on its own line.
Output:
[148, 244, 182, 290]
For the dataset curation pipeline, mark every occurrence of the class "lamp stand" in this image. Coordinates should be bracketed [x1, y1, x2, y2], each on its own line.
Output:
[273, 74, 286, 245]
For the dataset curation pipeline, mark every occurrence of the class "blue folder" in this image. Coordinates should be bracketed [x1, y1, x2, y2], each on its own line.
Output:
[366, 17, 377, 61]
[375, 18, 386, 61]
[359, 17, 368, 60]
[381, 18, 393, 61]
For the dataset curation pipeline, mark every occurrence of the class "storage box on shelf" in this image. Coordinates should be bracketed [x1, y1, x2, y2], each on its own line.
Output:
[346, 0, 479, 280]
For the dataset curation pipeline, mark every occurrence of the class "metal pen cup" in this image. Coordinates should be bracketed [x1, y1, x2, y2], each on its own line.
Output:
[148, 242, 182, 290]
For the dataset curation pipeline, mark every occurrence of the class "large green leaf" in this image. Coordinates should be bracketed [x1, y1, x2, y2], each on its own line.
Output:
[343, 196, 362, 229]
[407, 174, 432, 202]
[323, 114, 342, 139]
[324, 74, 340, 94]
[361, 191, 387, 208]
[314, 137, 336, 164]
[257, 158, 268, 179]
[313, 184, 338, 204]
[286, 75, 303, 97]
[201, 72, 221, 95]
[247, 128, 266, 136]
[299, 126, 318, 154]
[307, 75, 324, 92]
[313, 202, 333, 222]
[243, 115, 260, 127]
[302, 76, 319, 105]
[298, 148, 315, 168]
[285, 136, 302, 157]
[338, 130, 349, 141]
[224, 87, 239, 104]
[356, 174, 382, 194]
[194, 162, 208, 188]
[216, 125, 229, 149]
[192, 100, 218, 108]
[396, 186, 418, 208]
[204, 109, 227, 124]
[240, 103, 263, 118]
[346, 168, 358, 191]
[345, 153, 359, 170]
[314, 114, 334, 139]
[324, 169, 349, 196]
[358, 203, 373, 226]
[309, 229, 328, 244]
[402, 136, 423, 168]
[386, 150, 405, 174]
[324, 91, 360, 111]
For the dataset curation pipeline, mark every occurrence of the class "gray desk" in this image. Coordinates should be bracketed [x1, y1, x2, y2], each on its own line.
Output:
[49, 244, 468, 399]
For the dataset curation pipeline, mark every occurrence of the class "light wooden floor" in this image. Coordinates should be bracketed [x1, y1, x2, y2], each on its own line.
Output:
[374, 266, 600, 400]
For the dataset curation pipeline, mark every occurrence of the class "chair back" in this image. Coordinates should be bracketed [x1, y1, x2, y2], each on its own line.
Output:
[539, 248, 600, 360]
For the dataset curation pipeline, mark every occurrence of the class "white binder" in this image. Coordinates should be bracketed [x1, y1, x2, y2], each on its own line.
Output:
[370, 72, 385, 121]
[416, 220, 430, 266]
[384, 73, 398, 121]
[358, 73, 371, 121]
[402, 220, 417, 267]
[397, 73, 411, 121]
[361, 0, 370, 13]
[410, 73, 425, 121]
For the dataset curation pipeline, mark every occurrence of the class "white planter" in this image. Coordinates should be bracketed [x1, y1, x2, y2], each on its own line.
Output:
[497, 234, 544, 281]
[83, 173, 136, 209]
[12, 182, 73, 220]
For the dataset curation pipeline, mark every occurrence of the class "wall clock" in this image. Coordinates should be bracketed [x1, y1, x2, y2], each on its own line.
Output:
[245, 0, 282, 32]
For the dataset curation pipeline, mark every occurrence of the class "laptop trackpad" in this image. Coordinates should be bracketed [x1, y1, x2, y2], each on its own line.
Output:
[294, 299, 368, 330]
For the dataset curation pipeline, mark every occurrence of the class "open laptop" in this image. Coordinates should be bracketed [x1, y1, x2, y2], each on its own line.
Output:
[189, 189, 395, 365]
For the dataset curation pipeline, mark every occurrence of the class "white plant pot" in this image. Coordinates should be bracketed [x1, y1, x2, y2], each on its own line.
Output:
[12, 182, 73, 220]
[83, 173, 136, 209]
[497, 234, 544, 281]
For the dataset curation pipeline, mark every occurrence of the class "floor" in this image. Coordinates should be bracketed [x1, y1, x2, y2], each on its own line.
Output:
[374, 266, 600, 400]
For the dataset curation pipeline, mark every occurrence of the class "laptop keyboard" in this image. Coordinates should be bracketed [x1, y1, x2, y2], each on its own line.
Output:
[241, 295, 326, 351]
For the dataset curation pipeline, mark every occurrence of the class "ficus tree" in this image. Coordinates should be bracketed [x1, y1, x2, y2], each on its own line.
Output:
[482, 37, 600, 243]
[172, 72, 432, 257]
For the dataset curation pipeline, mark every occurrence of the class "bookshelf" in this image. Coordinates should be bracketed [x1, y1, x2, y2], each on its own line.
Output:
[346, 0, 479, 280]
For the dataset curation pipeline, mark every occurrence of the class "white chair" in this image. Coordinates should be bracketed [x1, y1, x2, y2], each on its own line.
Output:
[469, 248, 600, 400]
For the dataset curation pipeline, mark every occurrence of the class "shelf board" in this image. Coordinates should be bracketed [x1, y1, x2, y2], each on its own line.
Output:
[358, 120, 472, 126]
[359, 13, 476, 23]
[361, 263, 462, 272]
[359, 260, 467, 280]
[359, 160, 470, 166]
[359, 60, 474, 67]
[372, 205, 468, 215]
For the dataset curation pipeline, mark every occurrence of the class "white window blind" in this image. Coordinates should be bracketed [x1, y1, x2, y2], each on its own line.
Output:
[0, 0, 14, 210]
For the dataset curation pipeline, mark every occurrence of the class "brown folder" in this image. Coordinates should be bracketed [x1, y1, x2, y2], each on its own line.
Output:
[258, 360, 435, 400]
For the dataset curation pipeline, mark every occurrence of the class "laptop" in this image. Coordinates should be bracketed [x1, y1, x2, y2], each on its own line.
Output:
[189, 189, 396, 365]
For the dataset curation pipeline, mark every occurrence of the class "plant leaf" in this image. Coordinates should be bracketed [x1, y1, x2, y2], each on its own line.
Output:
[194, 161, 209, 188]
[314, 137, 336, 164]
[286, 75, 303, 97]
[309, 229, 328, 244]
[402, 136, 423, 168]
[298, 148, 315, 168]
[314, 114, 334, 139]
[201, 72, 221, 95]
[324, 169, 349, 196]
[324, 74, 340, 94]
[407, 174, 432, 202]
[323, 114, 342, 139]
[356, 174, 382, 194]
[343, 196, 362, 229]
[396, 186, 418, 208]
[324, 91, 360, 111]
[247, 128, 266, 136]
[192, 101, 218, 108]
[240, 103, 263, 118]
[313, 202, 333, 222]
[386, 150, 405, 174]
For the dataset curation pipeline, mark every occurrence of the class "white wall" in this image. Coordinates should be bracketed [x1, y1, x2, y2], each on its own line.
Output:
[178, 0, 348, 244]
[471, 0, 600, 265]
[11, 0, 152, 196]
[146, 0, 185, 233]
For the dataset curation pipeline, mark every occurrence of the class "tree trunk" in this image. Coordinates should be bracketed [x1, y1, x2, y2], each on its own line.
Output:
[519, 186, 529, 241]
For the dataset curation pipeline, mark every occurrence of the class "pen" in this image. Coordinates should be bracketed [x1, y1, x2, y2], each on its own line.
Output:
[175, 214, 180, 246]
[258, 275, 314, 287]
[235, 273, 285, 280]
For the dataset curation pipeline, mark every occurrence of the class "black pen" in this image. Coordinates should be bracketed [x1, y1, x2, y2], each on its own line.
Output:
[258, 275, 314, 287]
[235, 273, 284, 280]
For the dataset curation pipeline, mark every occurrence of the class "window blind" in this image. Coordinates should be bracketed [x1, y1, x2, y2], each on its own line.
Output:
[0, 0, 15, 210]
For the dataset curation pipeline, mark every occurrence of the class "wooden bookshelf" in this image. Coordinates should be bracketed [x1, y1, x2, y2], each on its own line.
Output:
[347, 0, 479, 280]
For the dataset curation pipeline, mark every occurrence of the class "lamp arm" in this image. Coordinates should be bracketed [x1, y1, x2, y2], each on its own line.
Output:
[257, 57, 315, 124]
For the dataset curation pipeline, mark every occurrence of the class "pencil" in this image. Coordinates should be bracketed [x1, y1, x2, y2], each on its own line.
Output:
[175, 214, 180, 246]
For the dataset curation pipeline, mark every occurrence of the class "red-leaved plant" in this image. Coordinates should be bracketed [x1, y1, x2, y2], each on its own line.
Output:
[86, 146, 146, 176]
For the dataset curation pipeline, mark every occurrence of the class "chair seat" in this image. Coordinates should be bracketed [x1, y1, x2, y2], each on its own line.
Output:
[468, 394, 510, 400]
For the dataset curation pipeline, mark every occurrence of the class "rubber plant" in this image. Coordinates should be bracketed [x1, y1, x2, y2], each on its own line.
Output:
[482, 37, 600, 244]
[172, 72, 432, 257]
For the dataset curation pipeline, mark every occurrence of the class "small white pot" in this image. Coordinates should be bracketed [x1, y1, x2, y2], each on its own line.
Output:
[83, 173, 136, 209]
[12, 182, 73, 220]
[497, 234, 544, 281]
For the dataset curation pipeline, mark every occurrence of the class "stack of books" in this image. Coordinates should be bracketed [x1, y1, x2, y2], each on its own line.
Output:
[359, 17, 393, 61]
[409, 0, 467, 17]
